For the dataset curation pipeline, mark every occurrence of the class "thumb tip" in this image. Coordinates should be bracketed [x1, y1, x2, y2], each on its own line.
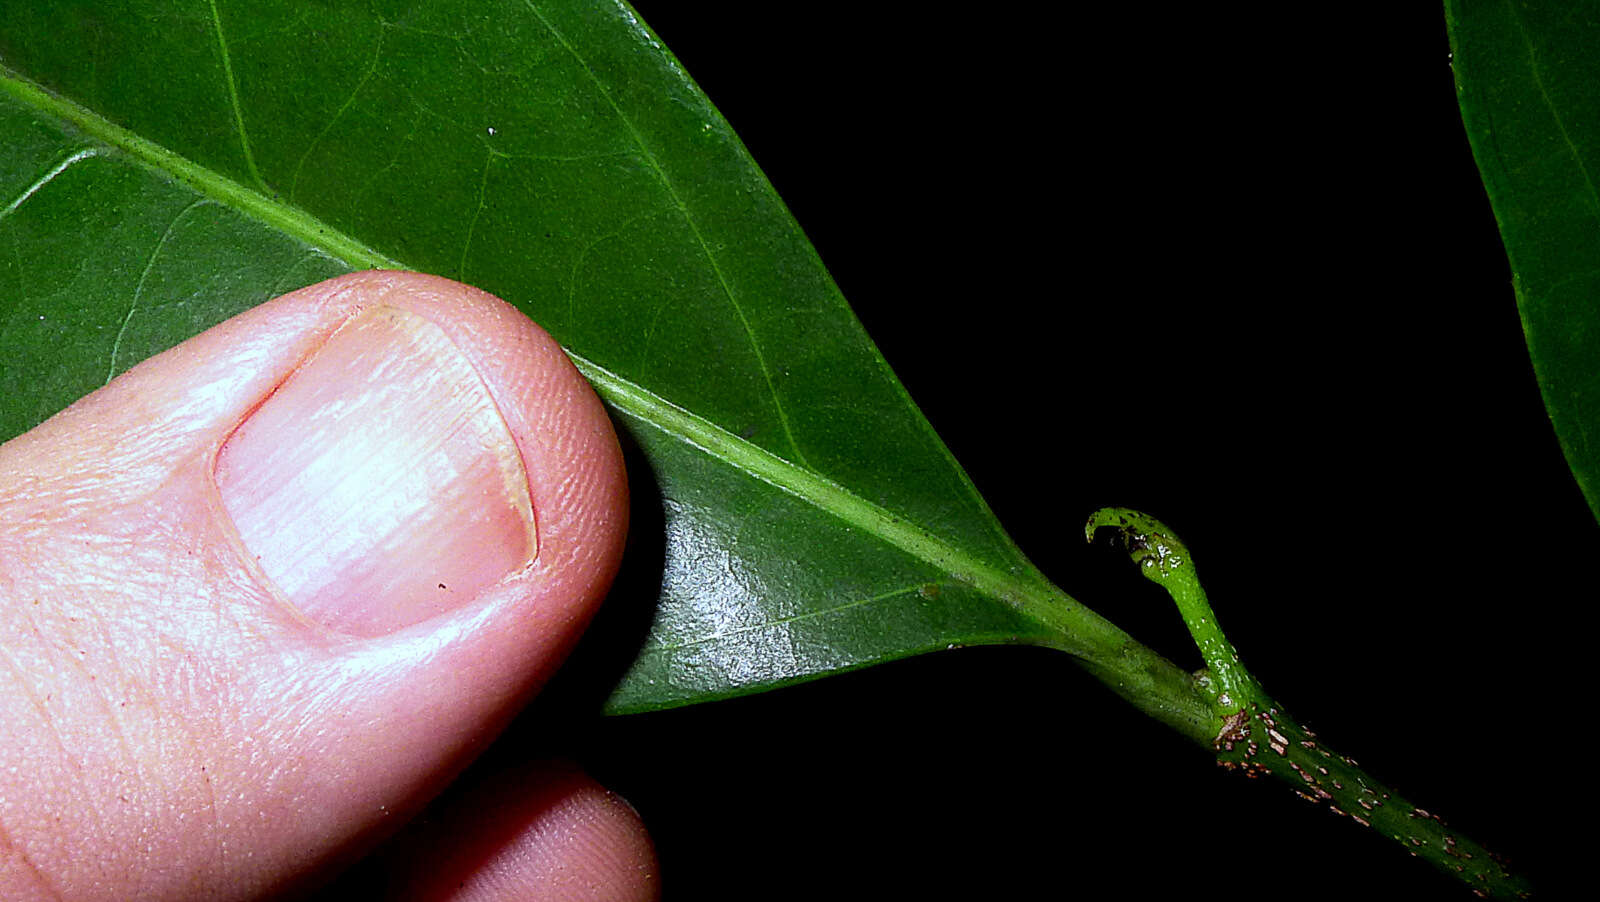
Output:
[224, 270, 627, 641]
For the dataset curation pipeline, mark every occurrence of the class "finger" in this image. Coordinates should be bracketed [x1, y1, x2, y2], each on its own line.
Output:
[368, 760, 658, 902]
[0, 271, 628, 900]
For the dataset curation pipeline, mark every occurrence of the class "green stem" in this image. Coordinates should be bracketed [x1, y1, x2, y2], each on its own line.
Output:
[1082, 507, 1531, 899]
[1216, 700, 1530, 898]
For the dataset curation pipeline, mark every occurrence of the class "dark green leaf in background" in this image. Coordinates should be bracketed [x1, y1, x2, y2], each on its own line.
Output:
[1449, 0, 1600, 523]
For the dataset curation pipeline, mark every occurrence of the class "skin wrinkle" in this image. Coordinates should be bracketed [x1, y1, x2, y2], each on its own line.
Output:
[178, 657, 227, 881]
[129, 598, 232, 883]
[82, 605, 229, 884]
[0, 816, 62, 902]
[77, 634, 139, 876]
[1, 601, 91, 773]
[0, 628, 103, 895]
[19, 585, 234, 895]
[1, 441, 311, 897]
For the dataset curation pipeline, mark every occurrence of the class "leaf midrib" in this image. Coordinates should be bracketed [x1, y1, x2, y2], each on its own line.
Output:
[0, 65, 1108, 657]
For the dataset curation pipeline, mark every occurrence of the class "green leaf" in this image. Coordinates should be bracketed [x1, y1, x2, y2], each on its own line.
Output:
[0, 0, 1205, 719]
[1448, 0, 1600, 524]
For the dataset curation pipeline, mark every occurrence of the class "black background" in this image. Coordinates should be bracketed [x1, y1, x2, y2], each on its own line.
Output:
[496, 4, 1587, 898]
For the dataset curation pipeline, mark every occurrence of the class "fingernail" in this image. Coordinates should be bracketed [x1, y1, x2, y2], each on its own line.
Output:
[215, 306, 536, 637]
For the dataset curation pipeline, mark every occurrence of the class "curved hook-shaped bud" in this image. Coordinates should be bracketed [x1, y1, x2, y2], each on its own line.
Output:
[1086, 507, 1262, 713]
[1084, 507, 1192, 582]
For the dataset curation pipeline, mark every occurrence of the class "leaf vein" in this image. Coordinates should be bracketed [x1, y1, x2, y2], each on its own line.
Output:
[106, 199, 211, 385]
[207, 0, 267, 192]
[288, 25, 386, 205]
[0, 147, 101, 224]
[517, 0, 811, 467]
[566, 207, 662, 332]
[458, 153, 494, 281]
[1505, 0, 1600, 223]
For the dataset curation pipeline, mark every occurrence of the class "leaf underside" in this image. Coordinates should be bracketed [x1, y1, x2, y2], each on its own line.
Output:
[0, 0, 1064, 712]
[1449, 0, 1600, 525]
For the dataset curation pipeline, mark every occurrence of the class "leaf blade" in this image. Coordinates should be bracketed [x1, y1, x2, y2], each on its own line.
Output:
[1449, 0, 1600, 523]
[0, 1, 1143, 712]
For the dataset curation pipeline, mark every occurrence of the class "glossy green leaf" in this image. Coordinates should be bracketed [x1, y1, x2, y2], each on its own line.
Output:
[0, 0, 1187, 716]
[1448, 0, 1600, 524]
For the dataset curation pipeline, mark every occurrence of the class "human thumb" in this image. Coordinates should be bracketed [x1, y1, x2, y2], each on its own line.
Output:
[0, 271, 631, 899]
